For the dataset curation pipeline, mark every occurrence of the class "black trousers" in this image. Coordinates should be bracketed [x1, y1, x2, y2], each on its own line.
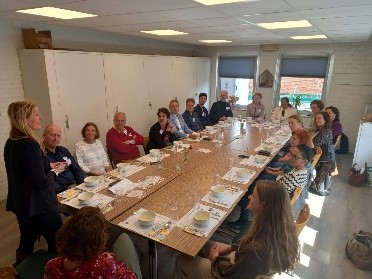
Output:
[16, 210, 62, 257]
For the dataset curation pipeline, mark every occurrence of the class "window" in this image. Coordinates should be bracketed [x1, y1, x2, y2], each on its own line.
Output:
[278, 57, 328, 111]
[218, 57, 256, 108]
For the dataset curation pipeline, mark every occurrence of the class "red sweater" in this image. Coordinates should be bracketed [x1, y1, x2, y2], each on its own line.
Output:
[106, 127, 144, 163]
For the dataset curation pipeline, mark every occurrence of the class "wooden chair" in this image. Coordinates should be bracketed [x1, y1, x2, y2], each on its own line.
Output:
[0, 266, 17, 279]
[255, 274, 274, 279]
[290, 187, 303, 206]
[334, 134, 342, 149]
[295, 203, 310, 236]
[143, 136, 149, 149]
[311, 147, 322, 169]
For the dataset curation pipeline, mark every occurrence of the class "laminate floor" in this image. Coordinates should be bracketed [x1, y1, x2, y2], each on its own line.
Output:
[1, 153, 371, 279]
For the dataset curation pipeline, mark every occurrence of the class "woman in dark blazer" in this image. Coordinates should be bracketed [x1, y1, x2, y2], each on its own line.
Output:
[145, 107, 175, 154]
[4, 101, 66, 266]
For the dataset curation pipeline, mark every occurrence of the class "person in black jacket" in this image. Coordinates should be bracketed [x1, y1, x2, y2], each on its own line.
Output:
[145, 107, 175, 153]
[209, 90, 233, 124]
[4, 101, 66, 266]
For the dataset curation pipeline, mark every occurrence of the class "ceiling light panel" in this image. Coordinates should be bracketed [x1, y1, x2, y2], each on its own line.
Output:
[140, 29, 188, 36]
[198, 39, 232, 43]
[194, 0, 253, 5]
[16, 7, 97, 19]
[257, 20, 312, 29]
[291, 35, 327, 39]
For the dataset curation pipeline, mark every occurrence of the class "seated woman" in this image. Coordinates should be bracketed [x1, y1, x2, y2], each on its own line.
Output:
[230, 145, 313, 230]
[325, 106, 342, 144]
[311, 111, 334, 195]
[288, 114, 304, 132]
[75, 122, 111, 176]
[271, 97, 297, 122]
[246, 92, 265, 120]
[267, 129, 313, 175]
[174, 180, 299, 279]
[145, 107, 175, 154]
[44, 206, 140, 278]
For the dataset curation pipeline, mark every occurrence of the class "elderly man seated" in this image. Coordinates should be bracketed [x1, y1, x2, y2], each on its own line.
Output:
[182, 98, 203, 132]
[209, 90, 233, 125]
[43, 124, 86, 194]
[169, 99, 200, 140]
[106, 112, 144, 164]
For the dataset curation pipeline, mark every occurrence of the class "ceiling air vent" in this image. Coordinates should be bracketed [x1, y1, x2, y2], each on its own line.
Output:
[260, 44, 278, 51]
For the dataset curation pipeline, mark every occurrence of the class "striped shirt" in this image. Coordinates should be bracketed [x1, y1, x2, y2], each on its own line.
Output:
[75, 139, 110, 174]
[277, 168, 308, 196]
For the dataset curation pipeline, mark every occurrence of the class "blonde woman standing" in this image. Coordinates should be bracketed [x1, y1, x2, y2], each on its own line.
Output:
[4, 101, 65, 266]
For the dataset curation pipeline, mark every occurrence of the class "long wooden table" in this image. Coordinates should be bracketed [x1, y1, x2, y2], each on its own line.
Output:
[109, 121, 286, 278]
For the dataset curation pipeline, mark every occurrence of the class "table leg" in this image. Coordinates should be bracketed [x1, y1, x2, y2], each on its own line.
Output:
[148, 240, 158, 279]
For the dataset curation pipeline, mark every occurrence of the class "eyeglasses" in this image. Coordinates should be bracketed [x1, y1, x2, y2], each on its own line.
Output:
[290, 152, 305, 160]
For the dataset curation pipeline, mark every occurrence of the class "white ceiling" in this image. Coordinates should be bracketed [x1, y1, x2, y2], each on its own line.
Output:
[0, 0, 371, 46]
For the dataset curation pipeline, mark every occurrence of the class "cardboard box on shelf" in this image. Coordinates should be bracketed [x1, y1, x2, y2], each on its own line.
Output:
[22, 28, 52, 49]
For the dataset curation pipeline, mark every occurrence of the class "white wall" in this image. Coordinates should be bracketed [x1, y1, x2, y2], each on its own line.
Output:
[194, 42, 372, 154]
[0, 18, 194, 200]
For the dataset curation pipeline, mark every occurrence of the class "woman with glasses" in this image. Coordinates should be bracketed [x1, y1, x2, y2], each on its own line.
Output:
[173, 180, 299, 279]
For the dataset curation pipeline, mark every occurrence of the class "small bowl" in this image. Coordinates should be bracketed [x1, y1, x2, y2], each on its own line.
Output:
[149, 149, 160, 157]
[84, 176, 100, 187]
[78, 192, 95, 205]
[254, 155, 267, 163]
[236, 168, 251, 179]
[193, 210, 210, 227]
[137, 210, 156, 227]
[205, 126, 214, 131]
[211, 185, 226, 198]
[116, 162, 130, 172]
[246, 117, 253, 121]
[272, 119, 280, 124]
[226, 117, 234, 123]
[218, 121, 225, 125]
[262, 143, 273, 152]
[173, 141, 182, 146]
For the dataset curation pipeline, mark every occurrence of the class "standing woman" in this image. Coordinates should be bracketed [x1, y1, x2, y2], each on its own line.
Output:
[4, 101, 65, 266]
[75, 122, 111, 176]
[145, 107, 175, 153]
[173, 180, 299, 279]
[311, 111, 334, 195]
[246, 92, 265, 120]
[325, 106, 342, 144]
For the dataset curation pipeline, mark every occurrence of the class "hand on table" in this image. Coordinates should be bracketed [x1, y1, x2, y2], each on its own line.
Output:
[208, 245, 220, 261]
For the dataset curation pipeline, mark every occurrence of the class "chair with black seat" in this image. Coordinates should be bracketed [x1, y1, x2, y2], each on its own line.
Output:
[15, 250, 57, 279]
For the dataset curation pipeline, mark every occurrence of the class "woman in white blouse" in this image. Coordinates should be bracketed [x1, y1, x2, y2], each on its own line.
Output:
[75, 122, 111, 176]
[271, 97, 297, 122]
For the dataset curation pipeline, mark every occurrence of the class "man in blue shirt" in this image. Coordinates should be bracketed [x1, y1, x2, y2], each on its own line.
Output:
[169, 99, 199, 140]
[182, 98, 203, 132]
[209, 90, 233, 124]
[43, 124, 86, 193]
[194, 92, 212, 128]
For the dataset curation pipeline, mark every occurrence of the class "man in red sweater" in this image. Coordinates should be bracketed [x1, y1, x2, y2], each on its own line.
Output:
[106, 112, 144, 164]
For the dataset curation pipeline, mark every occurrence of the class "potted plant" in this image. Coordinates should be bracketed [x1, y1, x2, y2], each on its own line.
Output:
[292, 95, 302, 110]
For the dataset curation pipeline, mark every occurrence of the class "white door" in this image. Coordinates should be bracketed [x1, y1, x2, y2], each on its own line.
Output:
[104, 54, 150, 136]
[52, 52, 108, 152]
[148, 56, 174, 126]
[196, 58, 211, 109]
[172, 57, 196, 113]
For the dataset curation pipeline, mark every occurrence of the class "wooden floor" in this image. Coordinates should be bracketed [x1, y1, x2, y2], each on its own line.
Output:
[1, 153, 371, 279]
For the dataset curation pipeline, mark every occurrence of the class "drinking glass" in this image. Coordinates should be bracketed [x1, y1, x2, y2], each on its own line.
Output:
[115, 188, 124, 203]
[228, 158, 234, 168]
[214, 173, 221, 186]
[193, 193, 200, 210]
[170, 201, 178, 221]
[157, 151, 164, 170]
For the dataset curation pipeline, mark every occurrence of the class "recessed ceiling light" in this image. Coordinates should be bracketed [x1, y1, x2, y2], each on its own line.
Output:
[199, 40, 232, 43]
[257, 20, 312, 29]
[291, 35, 327, 40]
[194, 0, 254, 5]
[140, 30, 188, 36]
[16, 7, 97, 19]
